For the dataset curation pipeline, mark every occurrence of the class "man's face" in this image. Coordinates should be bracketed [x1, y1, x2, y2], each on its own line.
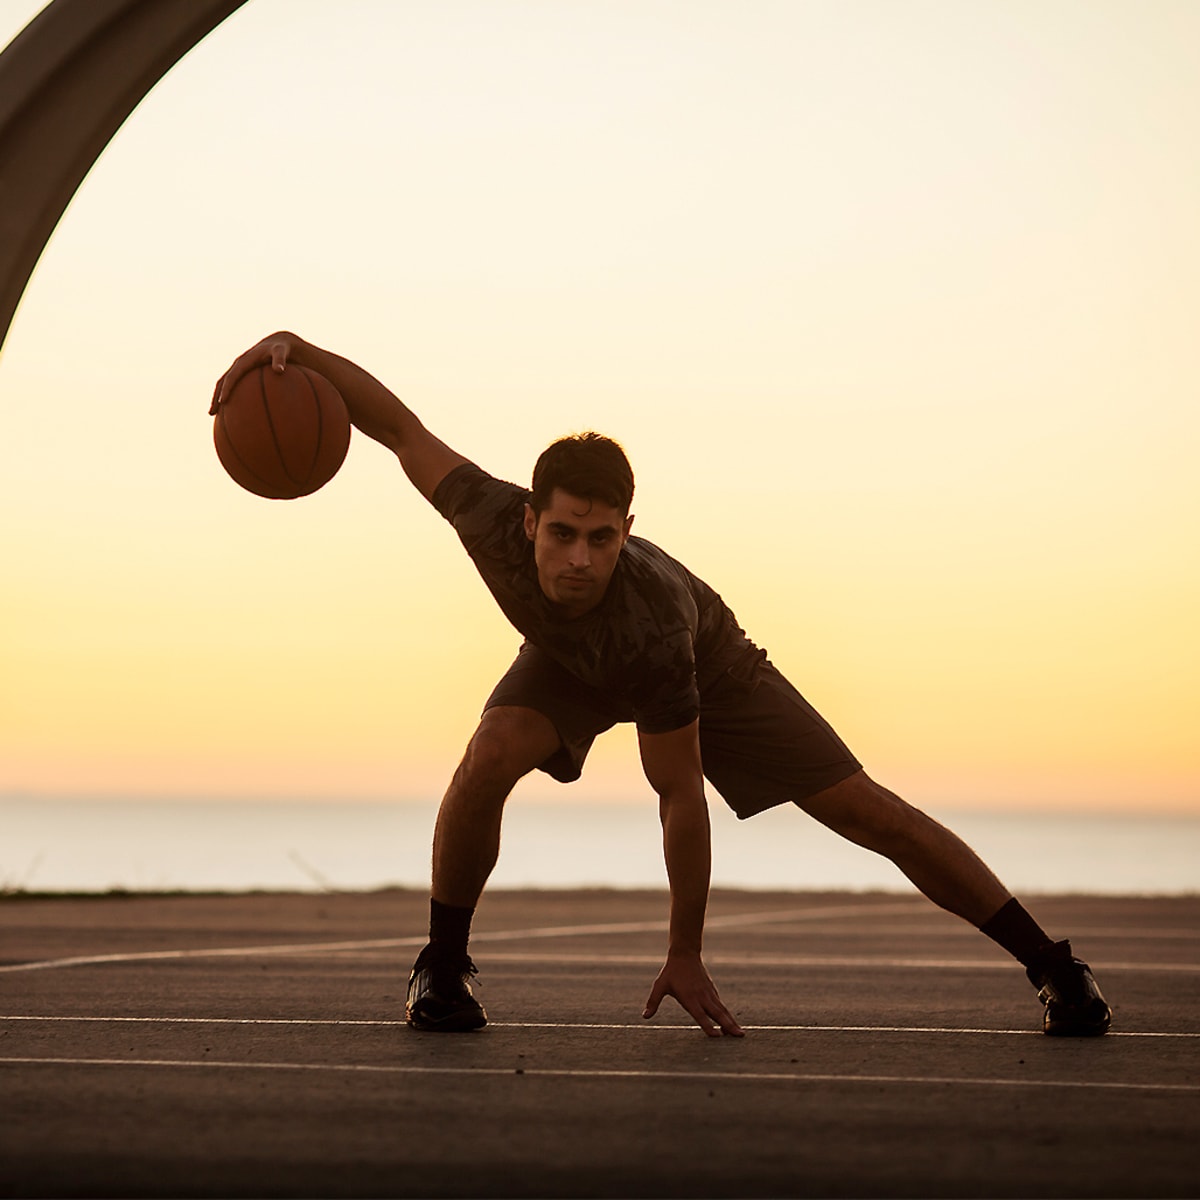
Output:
[524, 489, 634, 618]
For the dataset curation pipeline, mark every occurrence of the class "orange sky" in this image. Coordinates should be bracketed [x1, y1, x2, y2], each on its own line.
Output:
[1, 0, 1197, 813]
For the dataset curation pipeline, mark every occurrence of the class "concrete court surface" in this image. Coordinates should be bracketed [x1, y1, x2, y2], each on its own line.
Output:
[1, 887, 1197, 1198]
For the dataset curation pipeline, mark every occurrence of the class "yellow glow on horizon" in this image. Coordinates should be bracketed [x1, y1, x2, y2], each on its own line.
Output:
[1, 0, 1197, 813]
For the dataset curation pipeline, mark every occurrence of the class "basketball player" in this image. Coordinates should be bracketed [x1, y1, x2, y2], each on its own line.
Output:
[213, 333, 1112, 1040]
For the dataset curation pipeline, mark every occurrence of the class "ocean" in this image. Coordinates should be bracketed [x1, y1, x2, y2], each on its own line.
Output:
[2, 795, 1196, 896]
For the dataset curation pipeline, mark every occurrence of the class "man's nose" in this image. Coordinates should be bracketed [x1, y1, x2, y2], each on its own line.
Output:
[568, 538, 591, 568]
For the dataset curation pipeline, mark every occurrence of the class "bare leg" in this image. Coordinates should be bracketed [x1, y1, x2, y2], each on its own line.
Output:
[798, 770, 1010, 925]
[407, 707, 561, 1031]
[430, 705, 562, 909]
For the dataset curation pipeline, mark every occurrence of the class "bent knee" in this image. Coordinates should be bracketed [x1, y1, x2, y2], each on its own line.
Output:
[458, 707, 561, 785]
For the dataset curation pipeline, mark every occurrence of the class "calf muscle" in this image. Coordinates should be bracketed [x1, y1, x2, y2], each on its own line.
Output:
[799, 771, 1010, 926]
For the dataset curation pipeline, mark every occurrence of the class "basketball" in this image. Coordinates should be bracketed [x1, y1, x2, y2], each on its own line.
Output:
[213, 364, 351, 499]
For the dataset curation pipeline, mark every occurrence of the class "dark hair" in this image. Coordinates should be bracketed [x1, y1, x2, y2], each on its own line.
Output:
[530, 432, 635, 516]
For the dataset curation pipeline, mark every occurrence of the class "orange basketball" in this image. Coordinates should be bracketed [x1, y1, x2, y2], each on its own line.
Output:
[214, 364, 351, 499]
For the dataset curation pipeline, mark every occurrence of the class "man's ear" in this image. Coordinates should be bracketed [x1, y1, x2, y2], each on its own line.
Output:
[623, 513, 635, 541]
[523, 503, 538, 542]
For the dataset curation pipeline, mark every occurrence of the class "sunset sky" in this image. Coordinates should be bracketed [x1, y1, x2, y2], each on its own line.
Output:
[1, 0, 1197, 814]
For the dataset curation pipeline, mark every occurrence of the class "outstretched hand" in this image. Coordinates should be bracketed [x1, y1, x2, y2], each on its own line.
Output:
[209, 332, 296, 415]
[643, 952, 745, 1038]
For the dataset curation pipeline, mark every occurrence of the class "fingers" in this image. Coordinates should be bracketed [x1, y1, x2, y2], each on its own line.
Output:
[210, 363, 242, 415]
[210, 358, 245, 415]
[713, 1003, 746, 1038]
[684, 993, 743, 1039]
[691, 1005, 721, 1038]
[694, 982, 744, 1037]
[209, 334, 292, 415]
[268, 338, 290, 373]
[642, 977, 666, 1020]
[643, 968, 746, 1037]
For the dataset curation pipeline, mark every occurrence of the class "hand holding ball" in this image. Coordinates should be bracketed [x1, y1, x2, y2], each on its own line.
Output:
[213, 364, 350, 499]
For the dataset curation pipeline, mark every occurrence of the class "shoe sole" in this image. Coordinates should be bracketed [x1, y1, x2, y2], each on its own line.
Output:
[405, 1008, 487, 1033]
[1044, 1018, 1111, 1037]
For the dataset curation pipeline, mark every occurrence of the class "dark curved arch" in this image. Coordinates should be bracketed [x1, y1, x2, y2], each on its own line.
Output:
[0, 0, 248, 355]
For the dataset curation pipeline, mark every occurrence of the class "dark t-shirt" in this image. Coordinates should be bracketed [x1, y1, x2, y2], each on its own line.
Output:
[432, 463, 758, 733]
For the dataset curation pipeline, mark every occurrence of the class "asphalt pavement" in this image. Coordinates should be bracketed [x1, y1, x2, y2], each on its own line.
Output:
[2, 887, 1197, 1198]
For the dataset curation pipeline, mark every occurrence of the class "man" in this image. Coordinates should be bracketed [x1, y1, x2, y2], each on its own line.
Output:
[212, 333, 1112, 1040]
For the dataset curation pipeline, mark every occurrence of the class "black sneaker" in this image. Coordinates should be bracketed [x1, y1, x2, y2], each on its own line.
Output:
[1026, 940, 1111, 1037]
[405, 945, 487, 1032]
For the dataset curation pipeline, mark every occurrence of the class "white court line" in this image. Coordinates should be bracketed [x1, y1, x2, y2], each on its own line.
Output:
[3, 1015, 1196, 1038]
[2, 901, 1195, 974]
[481, 951, 1200, 973]
[0, 902, 920, 974]
[0, 936, 427, 974]
[1021, 927, 1200, 941]
[4, 945, 1194, 974]
[814, 925, 1200, 941]
[2, 1054, 1197, 1093]
[480, 901, 924, 939]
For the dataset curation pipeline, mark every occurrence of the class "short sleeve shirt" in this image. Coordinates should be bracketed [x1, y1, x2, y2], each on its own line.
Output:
[432, 463, 751, 734]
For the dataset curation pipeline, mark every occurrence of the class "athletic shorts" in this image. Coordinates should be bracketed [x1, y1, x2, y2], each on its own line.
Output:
[483, 642, 862, 819]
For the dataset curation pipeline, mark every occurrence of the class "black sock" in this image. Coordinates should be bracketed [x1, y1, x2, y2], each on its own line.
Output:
[428, 898, 474, 958]
[978, 898, 1056, 969]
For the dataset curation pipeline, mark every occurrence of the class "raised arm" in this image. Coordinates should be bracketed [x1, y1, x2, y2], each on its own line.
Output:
[211, 332, 469, 503]
[638, 720, 745, 1037]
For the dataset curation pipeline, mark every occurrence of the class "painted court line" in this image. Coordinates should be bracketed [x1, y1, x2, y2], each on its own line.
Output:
[0, 936, 427, 974]
[0, 902, 921, 974]
[818, 924, 1200, 942]
[2, 902, 1194, 975]
[1038, 927, 1200, 941]
[3, 1015, 1195, 1038]
[3, 944, 1193, 974]
[482, 951, 1199, 972]
[471, 901, 927, 943]
[2, 1055, 1197, 1093]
